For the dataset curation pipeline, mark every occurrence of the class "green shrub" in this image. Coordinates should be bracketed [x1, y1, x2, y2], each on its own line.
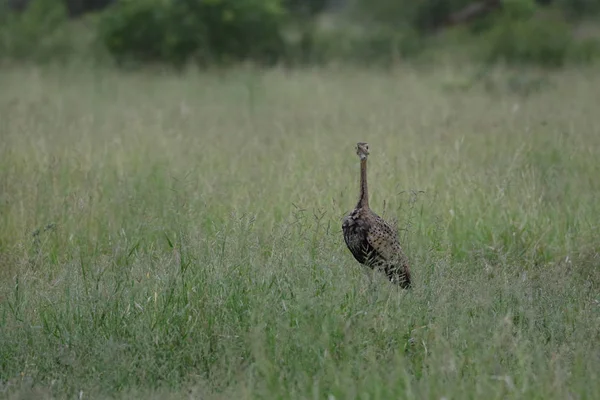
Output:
[350, 0, 483, 33]
[98, 0, 177, 64]
[0, 0, 72, 63]
[502, 0, 538, 20]
[98, 0, 286, 67]
[484, 4, 574, 67]
[555, 0, 600, 18]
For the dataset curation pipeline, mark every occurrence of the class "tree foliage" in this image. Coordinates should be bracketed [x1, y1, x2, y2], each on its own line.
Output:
[349, 0, 488, 31]
[1, 0, 599, 67]
[485, 7, 573, 66]
[98, 0, 286, 66]
[0, 0, 72, 62]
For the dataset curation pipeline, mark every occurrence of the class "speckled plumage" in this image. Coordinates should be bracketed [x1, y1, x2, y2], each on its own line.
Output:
[342, 142, 411, 288]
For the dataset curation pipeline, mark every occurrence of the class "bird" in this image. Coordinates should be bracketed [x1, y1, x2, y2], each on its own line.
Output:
[342, 142, 412, 288]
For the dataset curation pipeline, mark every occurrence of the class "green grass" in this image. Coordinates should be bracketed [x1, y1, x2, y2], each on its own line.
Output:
[0, 64, 599, 399]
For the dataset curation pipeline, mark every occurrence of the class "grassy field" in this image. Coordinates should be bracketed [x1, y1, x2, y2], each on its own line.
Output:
[0, 64, 599, 399]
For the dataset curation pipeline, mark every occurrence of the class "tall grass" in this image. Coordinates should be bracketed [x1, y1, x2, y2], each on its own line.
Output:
[0, 64, 599, 399]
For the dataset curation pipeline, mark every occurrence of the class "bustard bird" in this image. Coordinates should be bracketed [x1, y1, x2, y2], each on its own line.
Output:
[342, 142, 411, 288]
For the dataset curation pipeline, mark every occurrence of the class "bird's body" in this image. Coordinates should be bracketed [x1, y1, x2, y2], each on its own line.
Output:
[342, 142, 411, 288]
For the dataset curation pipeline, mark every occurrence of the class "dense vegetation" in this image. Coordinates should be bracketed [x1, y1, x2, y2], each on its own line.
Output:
[1, 0, 600, 67]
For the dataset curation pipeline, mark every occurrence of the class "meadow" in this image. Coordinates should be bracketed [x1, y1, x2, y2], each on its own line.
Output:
[0, 64, 599, 399]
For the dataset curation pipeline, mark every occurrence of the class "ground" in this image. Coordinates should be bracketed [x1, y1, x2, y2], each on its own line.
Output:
[0, 63, 599, 399]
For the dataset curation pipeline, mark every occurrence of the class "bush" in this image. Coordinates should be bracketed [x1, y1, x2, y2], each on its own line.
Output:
[555, 0, 600, 18]
[98, 0, 286, 67]
[481, 0, 576, 67]
[0, 0, 72, 63]
[485, 16, 573, 67]
[97, 0, 176, 64]
[350, 0, 483, 33]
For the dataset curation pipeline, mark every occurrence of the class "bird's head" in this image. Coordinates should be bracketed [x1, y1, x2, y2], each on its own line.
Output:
[356, 142, 370, 160]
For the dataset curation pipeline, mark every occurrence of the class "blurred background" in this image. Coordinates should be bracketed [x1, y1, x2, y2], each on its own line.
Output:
[1, 0, 599, 69]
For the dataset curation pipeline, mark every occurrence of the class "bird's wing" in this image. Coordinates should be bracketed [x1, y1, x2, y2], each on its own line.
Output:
[366, 215, 402, 261]
[366, 216, 411, 287]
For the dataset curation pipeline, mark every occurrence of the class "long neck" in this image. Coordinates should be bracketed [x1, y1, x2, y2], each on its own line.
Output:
[357, 158, 369, 208]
